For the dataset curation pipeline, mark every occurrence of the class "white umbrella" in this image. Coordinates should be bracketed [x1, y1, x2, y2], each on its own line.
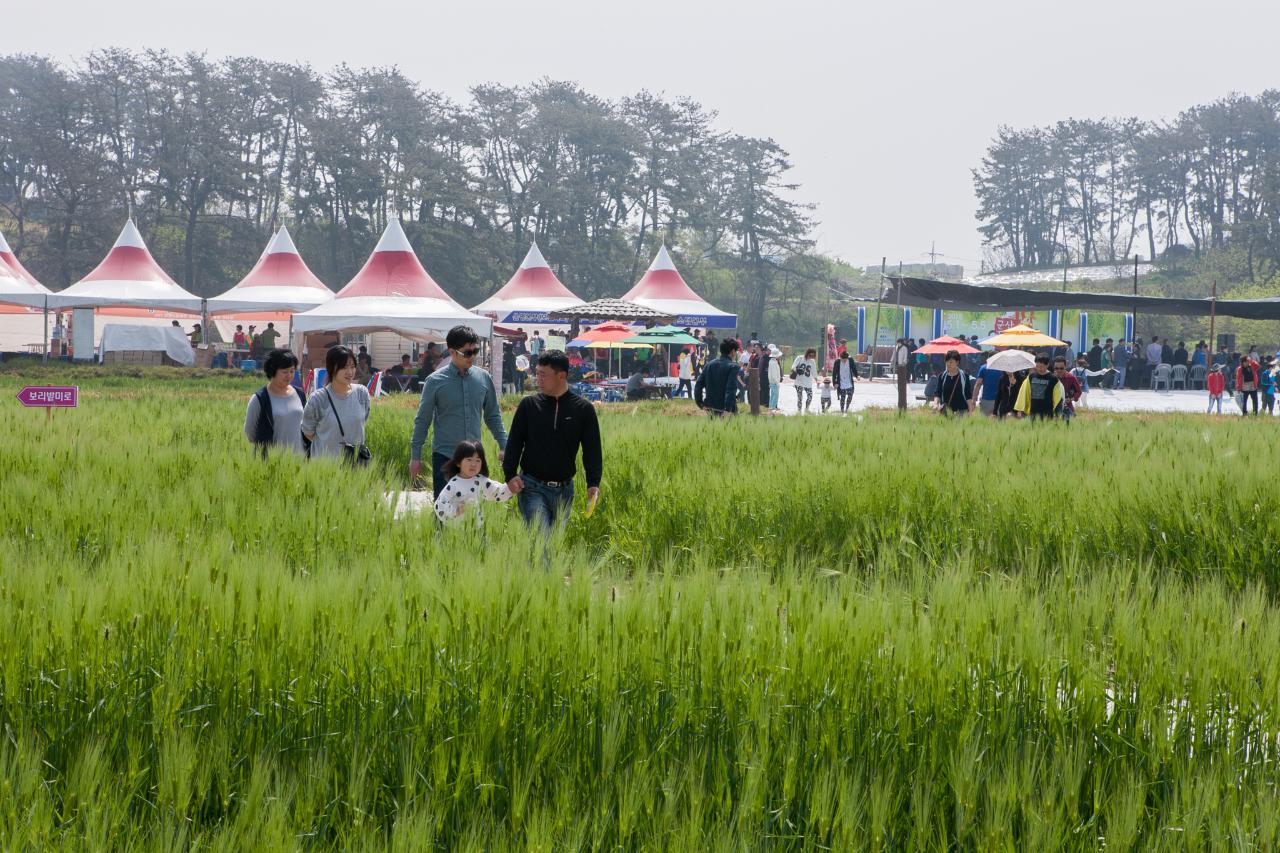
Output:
[987, 349, 1037, 372]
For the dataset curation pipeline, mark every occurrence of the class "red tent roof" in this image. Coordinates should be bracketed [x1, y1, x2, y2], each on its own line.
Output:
[491, 243, 577, 300]
[78, 220, 179, 287]
[621, 245, 702, 302]
[235, 227, 328, 290]
[336, 219, 453, 301]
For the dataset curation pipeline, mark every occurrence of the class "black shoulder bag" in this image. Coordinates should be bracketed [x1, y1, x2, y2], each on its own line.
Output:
[325, 387, 372, 467]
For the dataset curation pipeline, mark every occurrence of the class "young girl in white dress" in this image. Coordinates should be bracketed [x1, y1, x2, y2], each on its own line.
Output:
[433, 440, 512, 523]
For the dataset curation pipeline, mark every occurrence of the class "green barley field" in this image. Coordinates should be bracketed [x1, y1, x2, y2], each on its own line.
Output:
[2, 364, 1278, 850]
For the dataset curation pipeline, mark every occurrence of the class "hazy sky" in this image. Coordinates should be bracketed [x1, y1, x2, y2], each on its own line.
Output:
[11, 0, 1280, 274]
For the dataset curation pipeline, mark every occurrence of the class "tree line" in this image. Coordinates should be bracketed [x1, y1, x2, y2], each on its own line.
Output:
[0, 50, 821, 336]
[973, 92, 1280, 280]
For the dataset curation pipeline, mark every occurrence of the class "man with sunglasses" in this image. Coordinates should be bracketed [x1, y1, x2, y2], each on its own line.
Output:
[410, 325, 507, 498]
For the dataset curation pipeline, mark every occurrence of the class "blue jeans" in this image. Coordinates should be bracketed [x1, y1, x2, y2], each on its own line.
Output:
[768, 383, 780, 409]
[517, 473, 575, 530]
[431, 452, 451, 499]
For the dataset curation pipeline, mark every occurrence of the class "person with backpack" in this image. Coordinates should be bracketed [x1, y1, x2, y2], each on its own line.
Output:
[243, 348, 309, 456]
[935, 349, 975, 416]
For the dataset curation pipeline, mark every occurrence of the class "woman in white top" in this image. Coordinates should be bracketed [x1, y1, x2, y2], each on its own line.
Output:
[433, 440, 512, 523]
[677, 350, 694, 399]
[302, 345, 371, 461]
[791, 347, 818, 413]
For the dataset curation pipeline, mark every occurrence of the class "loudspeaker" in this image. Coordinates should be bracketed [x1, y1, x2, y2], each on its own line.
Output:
[1217, 333, 1235, 351]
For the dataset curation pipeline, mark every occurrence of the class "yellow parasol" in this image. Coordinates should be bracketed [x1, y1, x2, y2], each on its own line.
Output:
[980, 324, 1066, 347]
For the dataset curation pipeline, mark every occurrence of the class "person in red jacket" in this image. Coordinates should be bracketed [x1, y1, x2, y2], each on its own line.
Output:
[1206, 364, 1226, 414]
[1236, 356, 1262, 415]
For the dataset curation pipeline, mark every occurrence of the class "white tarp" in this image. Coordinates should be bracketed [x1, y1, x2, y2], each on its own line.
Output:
[99, 324, 195, 366]
[291, 295, 492, 340]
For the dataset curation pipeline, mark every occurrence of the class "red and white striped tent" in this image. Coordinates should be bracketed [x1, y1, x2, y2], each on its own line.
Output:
[621, 245, 736, 329]
[208, 226, 333, 314]
[0, 229, 50, 304]
[292, 219, 491, 339]
[471, 242, 582, 324]
[50, 220, 202, 311]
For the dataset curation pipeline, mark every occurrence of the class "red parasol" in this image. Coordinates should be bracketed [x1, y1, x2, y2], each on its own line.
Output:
[914, 335, 979, 355]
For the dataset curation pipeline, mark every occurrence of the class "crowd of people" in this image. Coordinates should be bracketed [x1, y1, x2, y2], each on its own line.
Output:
[244, 325, 603, 529]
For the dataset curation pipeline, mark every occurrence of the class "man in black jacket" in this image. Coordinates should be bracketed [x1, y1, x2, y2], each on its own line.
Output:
[504, 350, 602, 530]
[693, 338, 741, 416]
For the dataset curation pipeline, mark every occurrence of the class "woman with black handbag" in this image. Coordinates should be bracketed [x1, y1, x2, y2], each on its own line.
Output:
[302, 345, 372, 464]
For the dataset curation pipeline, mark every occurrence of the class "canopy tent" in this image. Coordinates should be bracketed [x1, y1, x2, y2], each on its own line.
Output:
[620, 245, 736, 328]
[208, 226, 333, 314]
[50, 220, 202, 311]
[472, 242, 583, 323]
[980, 324, 1066, 348]
[548, 298, 674, 324]
[0, 229, 49, 296]
[292, 219, 491, 339]
[625, 325, 701, 346]
[914, 335, 979, 355]
[886, 275, 1280, 321]
[0, 257, 49, 309]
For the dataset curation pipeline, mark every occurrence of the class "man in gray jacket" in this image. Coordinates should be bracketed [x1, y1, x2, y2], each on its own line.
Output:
[409, 325, 508, 497]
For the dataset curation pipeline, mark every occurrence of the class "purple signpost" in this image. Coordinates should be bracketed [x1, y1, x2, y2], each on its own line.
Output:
[17, 385, 78, 419]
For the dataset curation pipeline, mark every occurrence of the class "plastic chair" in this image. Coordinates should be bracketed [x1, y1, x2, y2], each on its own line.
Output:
[239, 359, 258, 373]
[1189, 364, 1206, 390]
[1150, 363, 1172, 391]
[1170, 364, 1188, 390]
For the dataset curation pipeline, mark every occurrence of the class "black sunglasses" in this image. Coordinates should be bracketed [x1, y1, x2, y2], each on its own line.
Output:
[458, 347, 480, 358]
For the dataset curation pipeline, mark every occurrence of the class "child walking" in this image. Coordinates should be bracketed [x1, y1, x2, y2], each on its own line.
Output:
[433, 440, 512, 523]
[819, 377, 833, 413]
[1206, 364, 1226, 414]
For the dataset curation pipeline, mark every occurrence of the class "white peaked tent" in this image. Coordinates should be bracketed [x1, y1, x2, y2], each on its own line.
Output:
[472, 242, 582, 323]
[51, 220, 202, 311]
[621, 245, 736, 329]
[208, 226, 333, 314]
[292, 219, 491, 339]
[0, 229, 52, 306]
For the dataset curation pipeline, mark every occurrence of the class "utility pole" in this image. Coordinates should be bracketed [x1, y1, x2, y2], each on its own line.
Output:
[1208, 280, 1217, 365]
[1062, 248, 1069, 293]
[1132, 254, 1139, 341]
[869, 257, 886, 380]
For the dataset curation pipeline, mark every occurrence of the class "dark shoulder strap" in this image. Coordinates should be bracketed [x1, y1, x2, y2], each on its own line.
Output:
[324, 387, 347, 437]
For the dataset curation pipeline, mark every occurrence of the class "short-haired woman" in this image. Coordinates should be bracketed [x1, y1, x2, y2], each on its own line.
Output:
[244, 348, 308, 455]
[302, 345, 371, 460]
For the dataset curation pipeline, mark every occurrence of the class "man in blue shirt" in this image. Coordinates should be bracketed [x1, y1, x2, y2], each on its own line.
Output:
[409, 325, 508, 497]
[970, 352, 1004, 416]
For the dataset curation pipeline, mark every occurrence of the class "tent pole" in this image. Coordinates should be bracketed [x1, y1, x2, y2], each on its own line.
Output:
[868, 257, 886, 380]
[42, 295, 49, 362]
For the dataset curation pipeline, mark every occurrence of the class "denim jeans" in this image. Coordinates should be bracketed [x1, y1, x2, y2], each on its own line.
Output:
[768, 383, 780, 409]
[431, 452, 451, 499]
[517, 473, 575, 530]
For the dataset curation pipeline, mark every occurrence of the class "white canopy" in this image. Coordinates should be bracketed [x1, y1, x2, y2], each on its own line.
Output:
[292, 220, 491, 339]
[0, 229, 52, 308]
[0, 263, 48, 309]
[208, 226, 334, 314]
[50, 220, 202, 311]
[472, 242, 582, 323]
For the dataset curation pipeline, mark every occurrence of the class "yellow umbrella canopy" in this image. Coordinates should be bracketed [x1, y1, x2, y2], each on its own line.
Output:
[980, 324, 1066, 347]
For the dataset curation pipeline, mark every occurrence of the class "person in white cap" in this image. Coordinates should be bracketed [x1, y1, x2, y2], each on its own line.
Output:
[767, 345, 783, 410]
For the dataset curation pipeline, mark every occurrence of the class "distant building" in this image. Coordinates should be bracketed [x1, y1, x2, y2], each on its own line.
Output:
[865, 263, 963, 281]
